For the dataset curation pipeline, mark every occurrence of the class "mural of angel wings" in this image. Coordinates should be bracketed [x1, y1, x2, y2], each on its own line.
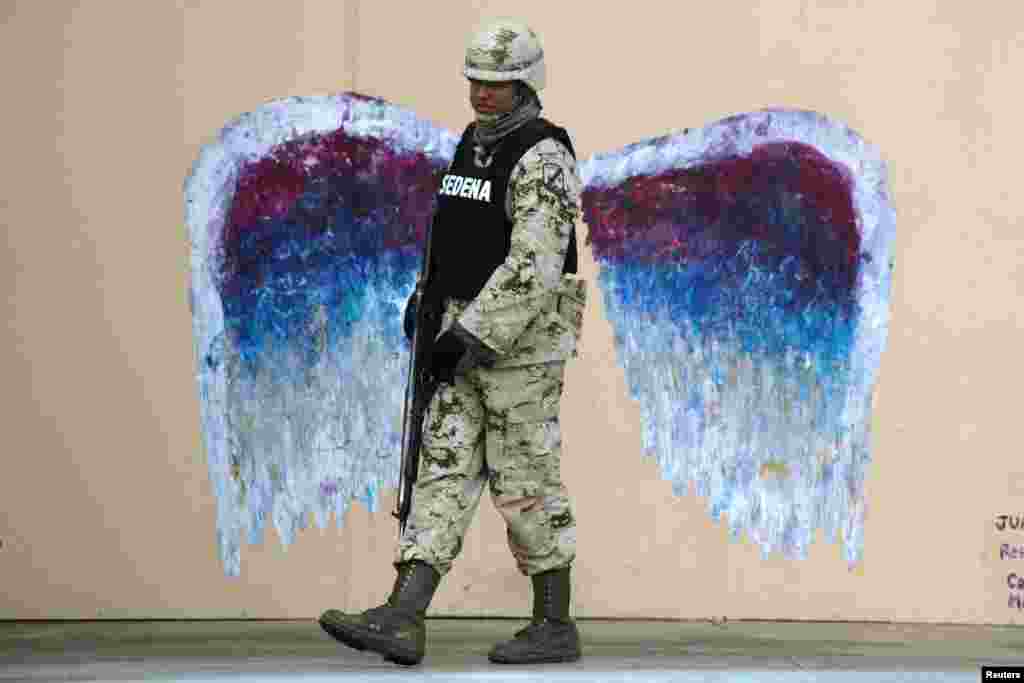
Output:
[184, 92, 895, 577]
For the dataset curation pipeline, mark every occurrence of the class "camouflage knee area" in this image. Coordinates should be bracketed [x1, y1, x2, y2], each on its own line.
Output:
[396, 375, 487, 574]
[482, 363, 576, 574]
[420, 378, 484, 473]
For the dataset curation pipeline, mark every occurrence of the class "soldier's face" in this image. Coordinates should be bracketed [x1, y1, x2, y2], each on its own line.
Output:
[469, 79, 519, 116]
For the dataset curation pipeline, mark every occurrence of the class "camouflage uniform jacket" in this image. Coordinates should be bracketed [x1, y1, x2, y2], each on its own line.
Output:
[444, 135, 587, 369]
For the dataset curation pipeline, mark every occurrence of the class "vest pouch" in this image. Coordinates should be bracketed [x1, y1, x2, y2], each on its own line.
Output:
[555, 275, 587, 358]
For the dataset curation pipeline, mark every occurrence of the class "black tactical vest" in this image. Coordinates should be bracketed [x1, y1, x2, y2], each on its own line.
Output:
[427, 117, 578, 303]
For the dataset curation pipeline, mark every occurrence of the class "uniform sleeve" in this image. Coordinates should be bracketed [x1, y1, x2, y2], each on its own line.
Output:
[454, 136, 581, 357]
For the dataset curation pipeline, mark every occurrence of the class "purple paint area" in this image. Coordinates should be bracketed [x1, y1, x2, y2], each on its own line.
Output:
[1002, 544, 1024, 560]
[583, 141, 861, 303]
[185, 92, 460, 575]
[220, 126, 442, 298]
[212, 125, 446, 368]
[577, 109, 895, 566]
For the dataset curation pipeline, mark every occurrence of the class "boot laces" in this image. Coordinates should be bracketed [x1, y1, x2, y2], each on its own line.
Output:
[369, 569, 416, 620]
[398, 569, 413, 592]
[386, 566, 415, 605]
[381, 563, 430, 616]
[364, 604, 397, 620]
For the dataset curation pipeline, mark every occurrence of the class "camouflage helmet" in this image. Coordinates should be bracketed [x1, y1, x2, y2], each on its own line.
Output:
[463, 18, 546, 93]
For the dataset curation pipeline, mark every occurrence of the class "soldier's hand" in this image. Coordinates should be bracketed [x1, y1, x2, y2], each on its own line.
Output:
[429, 329, 467, 385]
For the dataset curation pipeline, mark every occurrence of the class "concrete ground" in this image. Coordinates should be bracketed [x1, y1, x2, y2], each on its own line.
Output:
[1, 618, 1022, 682]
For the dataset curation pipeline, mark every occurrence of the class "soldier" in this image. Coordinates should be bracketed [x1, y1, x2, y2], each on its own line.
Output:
[319, 17, 587, 666]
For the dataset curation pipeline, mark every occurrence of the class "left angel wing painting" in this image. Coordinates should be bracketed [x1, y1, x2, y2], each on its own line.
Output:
[184, 93, 456, 576]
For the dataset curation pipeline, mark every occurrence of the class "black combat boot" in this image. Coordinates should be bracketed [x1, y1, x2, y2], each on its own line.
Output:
[488, 566, 582, 664]
[319, 560, 441, 666]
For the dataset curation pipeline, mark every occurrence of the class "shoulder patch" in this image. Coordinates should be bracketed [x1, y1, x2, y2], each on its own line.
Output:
[542, 162, 567, 194]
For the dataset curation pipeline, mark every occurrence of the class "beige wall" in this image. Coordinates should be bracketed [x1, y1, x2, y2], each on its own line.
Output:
[2, 0, 1022, 624]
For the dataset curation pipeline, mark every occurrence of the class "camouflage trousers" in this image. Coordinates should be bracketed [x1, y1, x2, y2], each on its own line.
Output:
[395, 359, 576, 577]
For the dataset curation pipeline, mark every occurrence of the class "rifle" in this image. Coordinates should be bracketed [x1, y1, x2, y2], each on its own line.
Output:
[393, 219, 444, 538]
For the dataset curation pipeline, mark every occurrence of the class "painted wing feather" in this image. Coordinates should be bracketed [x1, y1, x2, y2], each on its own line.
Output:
[184, 93, 456, 576]
[579, 109, 896, 567]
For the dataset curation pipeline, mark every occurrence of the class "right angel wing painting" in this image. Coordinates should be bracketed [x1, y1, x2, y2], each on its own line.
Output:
[579, 108, 896, 567]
